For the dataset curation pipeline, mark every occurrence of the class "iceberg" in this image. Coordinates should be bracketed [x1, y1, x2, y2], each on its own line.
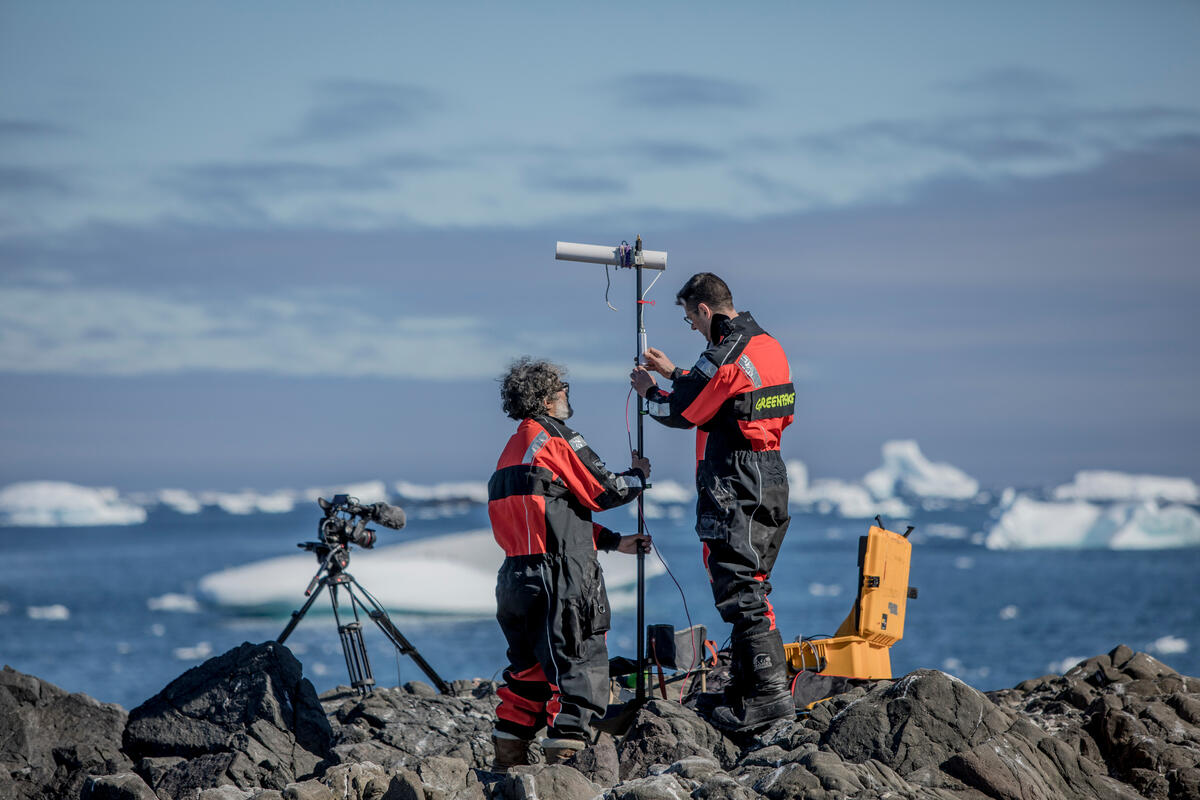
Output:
[862, 440, 979, 500]
[625, 479, 693, 521]
[197, 489, 298, 515]
[157, 489, 202, 514]
[1052, 470, 1199, 504]
[0, 481, 146, 527]
[985, 494, 1200, 550]
[787, 460, 911, 518]
[198, 528, 666, 616]
[394, 480, 489, 504]
[643, 480, 693, 504]
[300, 480, 390, 505]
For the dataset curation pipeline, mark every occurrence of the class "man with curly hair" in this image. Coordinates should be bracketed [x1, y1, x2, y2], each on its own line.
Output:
[488, 357, 651, 769]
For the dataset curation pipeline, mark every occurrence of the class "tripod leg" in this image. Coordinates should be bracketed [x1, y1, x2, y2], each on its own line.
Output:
[345, 577, 451, 694]
[277, 580, 326, 644]
[331, 581, 376, 695]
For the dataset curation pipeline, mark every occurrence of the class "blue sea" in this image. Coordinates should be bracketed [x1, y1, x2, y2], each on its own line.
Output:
[2, 499, 1198, 711]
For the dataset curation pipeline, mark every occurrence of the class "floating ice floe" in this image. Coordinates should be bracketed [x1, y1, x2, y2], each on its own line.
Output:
[862, 440, 979, 501]
[173, 642, 213, 661]
[198, 528, 666, 616]
[1048, 655, 1086, 675]
[985, 495, 1200, 550]
[0, 481, 146, 527]
[147, 593, 201, 613]
[27, 604, 70, 621]
[1148, 635, 1189, 655]
[1052, 470, 1199, 504]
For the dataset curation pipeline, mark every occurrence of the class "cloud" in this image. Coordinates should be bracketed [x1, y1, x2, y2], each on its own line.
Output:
[0, 118, 74, 140]
[620, 140, 725, 167]
[793, 106, 1200, 169]
[158, 160, 398, 222]
[281, 79, 443, 144]
[365, 151, 456, 173]
[525, 170, 628, 194]
[609, 72, 760, 110]
[0, 166, 74, 197]
[0, 286, 628, 380]
[939, 66, 1073, 100]
[167, 161, 394, 196]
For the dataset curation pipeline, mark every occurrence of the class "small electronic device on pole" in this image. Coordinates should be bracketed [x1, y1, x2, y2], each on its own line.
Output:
[555, 235, 666, 703]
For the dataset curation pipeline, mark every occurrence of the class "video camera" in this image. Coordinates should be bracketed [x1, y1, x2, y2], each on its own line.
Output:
[316, 494, 407, 550]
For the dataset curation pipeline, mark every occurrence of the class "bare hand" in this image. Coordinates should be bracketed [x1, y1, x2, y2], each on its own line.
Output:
[630, 366, 657, 397]
[616, 533, 652, 554]
[630, 451, 650, 478]
[642, 347, 675, 378]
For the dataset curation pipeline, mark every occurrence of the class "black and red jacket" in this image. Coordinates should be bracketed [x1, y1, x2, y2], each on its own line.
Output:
[645, 312, 794, 466]
[488, 415, 644, 557]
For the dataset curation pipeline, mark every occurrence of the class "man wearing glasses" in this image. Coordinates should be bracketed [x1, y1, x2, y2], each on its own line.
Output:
[488, 357, 651, 768]
[630, 272, 795, 733]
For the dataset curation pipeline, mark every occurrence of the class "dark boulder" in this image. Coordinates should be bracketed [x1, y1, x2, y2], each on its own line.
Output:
[491, 764, 601, 800]
[617, 699, 739, 781]
[990, 644, 1200, 800]
[320, 679, 499, 771]
[123, 641, 332, 800]
[821, 668, 1013, 775]
[0, 665, 132, 800]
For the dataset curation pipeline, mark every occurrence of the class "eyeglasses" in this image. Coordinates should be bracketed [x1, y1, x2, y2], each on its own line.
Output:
[559, 382, 570, 394]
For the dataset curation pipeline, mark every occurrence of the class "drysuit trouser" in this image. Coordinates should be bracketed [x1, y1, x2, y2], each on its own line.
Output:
[494, 552, 611, 741]
[696, 450, 791, 645]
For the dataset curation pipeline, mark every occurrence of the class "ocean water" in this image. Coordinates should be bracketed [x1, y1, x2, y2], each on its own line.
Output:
[1, 500, 1197, 711]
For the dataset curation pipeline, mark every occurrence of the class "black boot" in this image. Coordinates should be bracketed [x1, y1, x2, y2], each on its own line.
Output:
[708, 630, 794, 734]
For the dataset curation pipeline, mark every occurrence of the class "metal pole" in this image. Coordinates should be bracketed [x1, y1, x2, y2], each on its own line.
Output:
[635, 261, 647, 703]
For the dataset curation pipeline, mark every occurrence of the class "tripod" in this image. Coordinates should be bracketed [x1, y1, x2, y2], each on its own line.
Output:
[275, 540, 450, 695]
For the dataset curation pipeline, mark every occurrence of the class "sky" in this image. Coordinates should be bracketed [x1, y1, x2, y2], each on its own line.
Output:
[2, 1, 1198, 493]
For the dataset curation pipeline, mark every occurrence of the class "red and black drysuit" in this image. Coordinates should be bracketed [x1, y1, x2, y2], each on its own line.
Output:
[488, 414, 644, 742]
[643, 312, 794, 702]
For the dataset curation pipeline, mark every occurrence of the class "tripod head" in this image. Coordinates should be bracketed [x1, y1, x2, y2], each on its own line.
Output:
[296, 494, 409, 590]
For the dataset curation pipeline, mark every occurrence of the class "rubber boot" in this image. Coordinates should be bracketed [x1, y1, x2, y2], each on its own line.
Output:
[709, 630, 794, 734]
[491, 731, 533, 769]
[541, 736, 586, 764]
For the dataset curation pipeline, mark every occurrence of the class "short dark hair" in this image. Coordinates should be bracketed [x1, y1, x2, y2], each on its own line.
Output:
[676, 272, 733, 311]
[499, 357, 565, 420]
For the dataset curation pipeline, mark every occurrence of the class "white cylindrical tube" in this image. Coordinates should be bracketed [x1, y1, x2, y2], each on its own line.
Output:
[555, 241, 667, 271]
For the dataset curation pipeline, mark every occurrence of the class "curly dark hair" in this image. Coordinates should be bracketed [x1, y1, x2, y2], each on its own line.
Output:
[499, 357, 566, 420]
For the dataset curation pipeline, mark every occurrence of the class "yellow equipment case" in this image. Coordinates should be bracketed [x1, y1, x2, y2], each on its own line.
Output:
[784, 523, 918, 680]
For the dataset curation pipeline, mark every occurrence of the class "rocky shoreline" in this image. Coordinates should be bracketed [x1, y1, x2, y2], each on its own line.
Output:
[3, 642, 1198, 799]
